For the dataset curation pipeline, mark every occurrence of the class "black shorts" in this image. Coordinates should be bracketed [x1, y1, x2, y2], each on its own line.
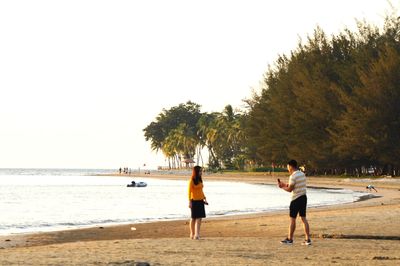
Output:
[289, 195, 307, 218]
[191, 200, 206, 219]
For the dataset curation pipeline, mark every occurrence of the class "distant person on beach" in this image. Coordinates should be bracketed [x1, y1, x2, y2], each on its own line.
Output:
[119, 168, 122, 174]
[366, 185, 378, 192]
[188, 165, 208, 240]
[278, 159, 311, 245]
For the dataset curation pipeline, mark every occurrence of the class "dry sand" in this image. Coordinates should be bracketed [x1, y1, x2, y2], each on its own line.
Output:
[1, 173, 400, 265]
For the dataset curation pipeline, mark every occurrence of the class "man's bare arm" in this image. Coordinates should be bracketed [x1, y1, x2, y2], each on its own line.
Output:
[281, 183, 294, 192]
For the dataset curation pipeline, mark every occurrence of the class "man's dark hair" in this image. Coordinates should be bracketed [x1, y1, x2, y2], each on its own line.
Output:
[287, 160, 298, 168]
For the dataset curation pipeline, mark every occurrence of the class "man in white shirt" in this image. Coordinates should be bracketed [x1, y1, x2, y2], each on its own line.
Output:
[278, 159, 311, 245]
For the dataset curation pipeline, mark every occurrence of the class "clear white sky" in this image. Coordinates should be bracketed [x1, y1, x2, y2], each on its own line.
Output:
[0, 0, 396, 169]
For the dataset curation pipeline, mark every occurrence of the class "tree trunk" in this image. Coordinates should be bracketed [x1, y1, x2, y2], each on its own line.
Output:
[196, 145, 200, 165]
[199, 149, 204, 167]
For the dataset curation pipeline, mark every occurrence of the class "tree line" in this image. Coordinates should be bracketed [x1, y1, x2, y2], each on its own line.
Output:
[144, 15, 400, 176]
[143, 102, 245, 170]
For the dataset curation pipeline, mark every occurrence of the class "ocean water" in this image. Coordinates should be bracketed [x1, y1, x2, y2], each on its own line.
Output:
[0, 169, 368, 235]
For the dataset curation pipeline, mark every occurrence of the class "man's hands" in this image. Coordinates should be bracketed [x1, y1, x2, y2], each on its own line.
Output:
[279, 181, 294, 192]
[278, 180, 287, 188]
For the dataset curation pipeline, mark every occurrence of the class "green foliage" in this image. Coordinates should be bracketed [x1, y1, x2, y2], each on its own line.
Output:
[144, 102, 246, 170]
[245, 15, 400, 175]
[331, 42, 400, 166]
[143, 101, 202, 168]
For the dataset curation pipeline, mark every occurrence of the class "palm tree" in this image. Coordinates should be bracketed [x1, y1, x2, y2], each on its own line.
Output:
[213, 105, 245, 169]
[197, 113, 221, 169]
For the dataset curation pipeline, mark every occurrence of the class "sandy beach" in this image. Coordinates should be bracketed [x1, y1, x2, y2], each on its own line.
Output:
[1, 173, 400, 265]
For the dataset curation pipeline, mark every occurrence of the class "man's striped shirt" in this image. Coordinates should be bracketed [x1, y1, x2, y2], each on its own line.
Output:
[288, 170, 307, 201]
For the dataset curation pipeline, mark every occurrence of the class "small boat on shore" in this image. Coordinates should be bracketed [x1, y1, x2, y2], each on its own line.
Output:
[127, 181, 147, 187]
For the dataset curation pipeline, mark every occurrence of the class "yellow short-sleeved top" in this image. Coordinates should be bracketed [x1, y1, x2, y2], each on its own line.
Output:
[188, 179, 205, 201]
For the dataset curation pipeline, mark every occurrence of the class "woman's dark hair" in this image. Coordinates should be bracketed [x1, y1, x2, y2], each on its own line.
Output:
[192, 166, 203, 185]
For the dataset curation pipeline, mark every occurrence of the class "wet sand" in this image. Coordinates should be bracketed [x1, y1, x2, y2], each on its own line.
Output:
[1, 173, 399, 265]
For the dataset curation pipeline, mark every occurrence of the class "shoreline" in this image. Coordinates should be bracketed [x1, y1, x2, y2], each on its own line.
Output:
[0, 174, 396, 242]
[1, 173, 399, 265]
[0, 174, 381, 238]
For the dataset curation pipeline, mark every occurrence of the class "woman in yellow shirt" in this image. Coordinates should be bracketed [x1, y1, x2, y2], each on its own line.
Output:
[188, 165, 208, 240]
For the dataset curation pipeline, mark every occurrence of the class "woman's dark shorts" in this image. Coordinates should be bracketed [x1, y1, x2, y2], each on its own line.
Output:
[191, 200, 206, 219]
[289, 195, 307, 218]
